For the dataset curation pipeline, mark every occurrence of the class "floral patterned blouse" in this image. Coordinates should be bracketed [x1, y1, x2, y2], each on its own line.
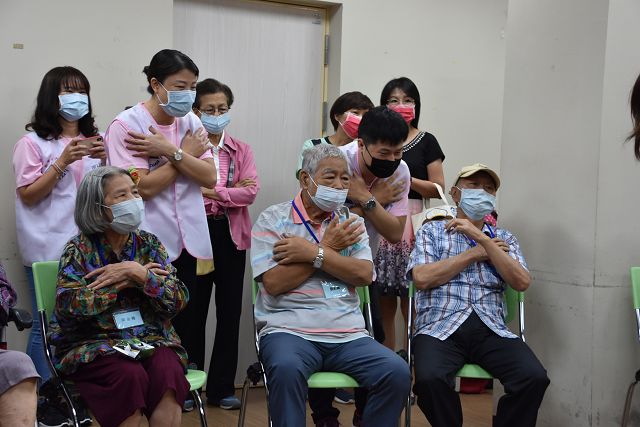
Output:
[49, 230, 189, 374]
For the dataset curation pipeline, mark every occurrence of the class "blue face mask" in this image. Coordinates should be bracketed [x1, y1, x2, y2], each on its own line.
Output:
[59, 93, 89, 121]
[156, 83, 196, 117]
[457, 187, 496, 220]
[308, 176, 348, 212]
[200, 112, 230, 135]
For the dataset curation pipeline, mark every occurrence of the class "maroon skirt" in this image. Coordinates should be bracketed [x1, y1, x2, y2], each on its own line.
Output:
[67, 346, 189, 427]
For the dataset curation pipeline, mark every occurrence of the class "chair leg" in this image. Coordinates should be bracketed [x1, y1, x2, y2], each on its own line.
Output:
[58, 380, 80, 427]
[622, 380, 638, 427]
[192, 389, 208, 427]
[237, 376, 252, 427]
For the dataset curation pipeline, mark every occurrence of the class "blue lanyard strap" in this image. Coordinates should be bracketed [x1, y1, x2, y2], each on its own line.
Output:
[464, 223, 495, 247]
[291, 200, 320, 243]
[95, 233, 137, 266]
[464, 223, 502, 280]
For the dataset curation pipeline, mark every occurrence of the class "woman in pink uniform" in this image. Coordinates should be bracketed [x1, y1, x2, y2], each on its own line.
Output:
[12, 65, 104, 391]
[105, 49, 215, 371]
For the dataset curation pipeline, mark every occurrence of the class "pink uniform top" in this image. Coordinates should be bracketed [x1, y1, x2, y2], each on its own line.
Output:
[105, 103, 214, 261]
[201, 133, 259, 251]
[339, 140, 410, 254]
[13, 132, 101, 266]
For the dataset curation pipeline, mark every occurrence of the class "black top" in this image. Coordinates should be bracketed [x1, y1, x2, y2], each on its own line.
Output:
[402, 131, 445, 199]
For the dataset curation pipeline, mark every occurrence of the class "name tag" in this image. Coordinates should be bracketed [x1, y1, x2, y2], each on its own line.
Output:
[321, 281, 349, 299]
[113, 309, 144, 329]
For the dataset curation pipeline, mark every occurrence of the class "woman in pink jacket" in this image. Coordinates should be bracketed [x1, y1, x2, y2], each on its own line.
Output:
[192, 78, 260, 409]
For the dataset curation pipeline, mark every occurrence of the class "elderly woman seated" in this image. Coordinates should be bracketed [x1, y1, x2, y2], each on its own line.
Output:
[48, 166, 190, 427]
[0, 262, 39, 427]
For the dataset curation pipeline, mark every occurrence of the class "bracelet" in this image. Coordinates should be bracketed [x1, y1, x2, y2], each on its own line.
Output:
[52, 162, 64, 178]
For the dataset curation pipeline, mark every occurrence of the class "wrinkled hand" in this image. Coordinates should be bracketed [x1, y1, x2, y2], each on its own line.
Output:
[234, 178, 256, 188]
[144, 262, 170, 278]
[201, 186, 221, 200]
[125, 126, 175, 158]
[445, 218, 487, 242]
[58, 138, 90, 167]
[88, 138, 107, 161]
[272, 236, 318, 265]
[321, 216, 364, 252]
[85, 261, 147, 291]
[347, 175, 372, 205]
[371, 177, 404, 206]
[181, 128, 208, 158]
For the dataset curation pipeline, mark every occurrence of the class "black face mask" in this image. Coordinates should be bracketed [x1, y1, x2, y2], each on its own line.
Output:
[363, 144, 401, 178]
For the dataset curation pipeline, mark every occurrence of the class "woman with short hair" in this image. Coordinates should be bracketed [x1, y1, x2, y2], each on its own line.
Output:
[191, 78, 259, 409]
[295, 91, 375, 178]
[50, 166, 189, 427]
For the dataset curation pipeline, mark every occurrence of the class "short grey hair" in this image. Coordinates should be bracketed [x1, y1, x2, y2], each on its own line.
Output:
[75, 166, 131, 235]
[301, 144, 351, 177]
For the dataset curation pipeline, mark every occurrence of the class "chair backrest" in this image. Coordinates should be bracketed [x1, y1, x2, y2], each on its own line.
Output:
[631, 267, 640, 310]
[32, 261, 60, 316]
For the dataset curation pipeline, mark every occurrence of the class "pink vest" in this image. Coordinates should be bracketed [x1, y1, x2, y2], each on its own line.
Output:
[108, 104, 213, 261]
[14, 132, 101, 266]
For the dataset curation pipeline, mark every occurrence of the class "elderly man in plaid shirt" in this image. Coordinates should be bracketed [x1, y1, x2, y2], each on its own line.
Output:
[407, 164, 549, 427]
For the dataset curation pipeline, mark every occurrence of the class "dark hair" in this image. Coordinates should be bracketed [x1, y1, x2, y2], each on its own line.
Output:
[194, 78, 234, 109]
[359, 106, 409, 147]
[143, 49, 199, 94]
[628, 73, 640, 160]
[329, 91, 374, 130]
[380, 77, 421, 128]
[25, 66, 98, 140]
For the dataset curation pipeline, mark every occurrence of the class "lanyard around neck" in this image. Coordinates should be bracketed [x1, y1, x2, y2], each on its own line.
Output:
[291, 199, 335, 244]
[94, 233, 137, 266]
[464, 223, 495, 247]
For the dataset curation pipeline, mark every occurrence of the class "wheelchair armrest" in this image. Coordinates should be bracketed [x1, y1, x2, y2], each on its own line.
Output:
[8, 308, 33, 331]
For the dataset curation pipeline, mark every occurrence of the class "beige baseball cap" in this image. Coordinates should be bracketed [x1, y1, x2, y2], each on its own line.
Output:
[455, 163, 500, 189]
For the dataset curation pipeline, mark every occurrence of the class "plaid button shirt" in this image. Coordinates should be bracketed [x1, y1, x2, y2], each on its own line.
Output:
[406, 218, 528, 340]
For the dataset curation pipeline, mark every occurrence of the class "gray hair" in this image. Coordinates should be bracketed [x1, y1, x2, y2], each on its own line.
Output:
[301, 144, 351, 177]
[75, 166, 131, 235]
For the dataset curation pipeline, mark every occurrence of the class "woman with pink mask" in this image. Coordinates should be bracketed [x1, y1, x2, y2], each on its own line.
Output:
[377, 77, 446, 351]
[296, 91, 374, 178]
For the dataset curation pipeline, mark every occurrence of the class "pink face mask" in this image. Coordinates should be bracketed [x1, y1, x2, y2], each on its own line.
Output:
[389, 104, 415, 124]
[339, 112, 362, 139]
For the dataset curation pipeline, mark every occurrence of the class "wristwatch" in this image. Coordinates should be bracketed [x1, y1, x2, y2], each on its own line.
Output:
[361, 196, 377, 212]
[173, 148, 184, 162]
[312, 246, 324, 269]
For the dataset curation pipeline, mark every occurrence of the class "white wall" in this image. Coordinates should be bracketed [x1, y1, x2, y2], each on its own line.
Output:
[332, 0, 508, 189]
[0, 0, 174, 350]
[501, 0, 640, 425]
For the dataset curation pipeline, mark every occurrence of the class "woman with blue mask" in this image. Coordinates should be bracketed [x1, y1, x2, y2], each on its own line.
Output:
[12, 66, 105, 425]
[105, 50, 216, 404]
[191, 79, 260, 409]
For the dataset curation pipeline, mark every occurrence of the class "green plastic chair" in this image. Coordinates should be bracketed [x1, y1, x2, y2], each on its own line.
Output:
[237, 279, 373, 427]
[406, 282, 525, 426]
[622, 267, 640, 427]
[32, 261, 209, 427]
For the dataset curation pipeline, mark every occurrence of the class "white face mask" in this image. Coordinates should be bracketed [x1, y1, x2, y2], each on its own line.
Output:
[106, 198, 145, 234]
[307, 176, 348, 212]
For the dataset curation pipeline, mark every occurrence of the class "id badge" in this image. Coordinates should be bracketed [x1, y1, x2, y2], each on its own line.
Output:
[321, 281, 349, 299]
[113, 309, 144, 329]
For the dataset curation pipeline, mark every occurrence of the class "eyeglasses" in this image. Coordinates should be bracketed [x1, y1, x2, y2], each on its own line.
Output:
[198, 106, 229, 115]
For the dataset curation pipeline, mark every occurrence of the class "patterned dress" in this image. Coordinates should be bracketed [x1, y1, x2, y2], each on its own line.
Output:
[49, 230, 189, 375]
